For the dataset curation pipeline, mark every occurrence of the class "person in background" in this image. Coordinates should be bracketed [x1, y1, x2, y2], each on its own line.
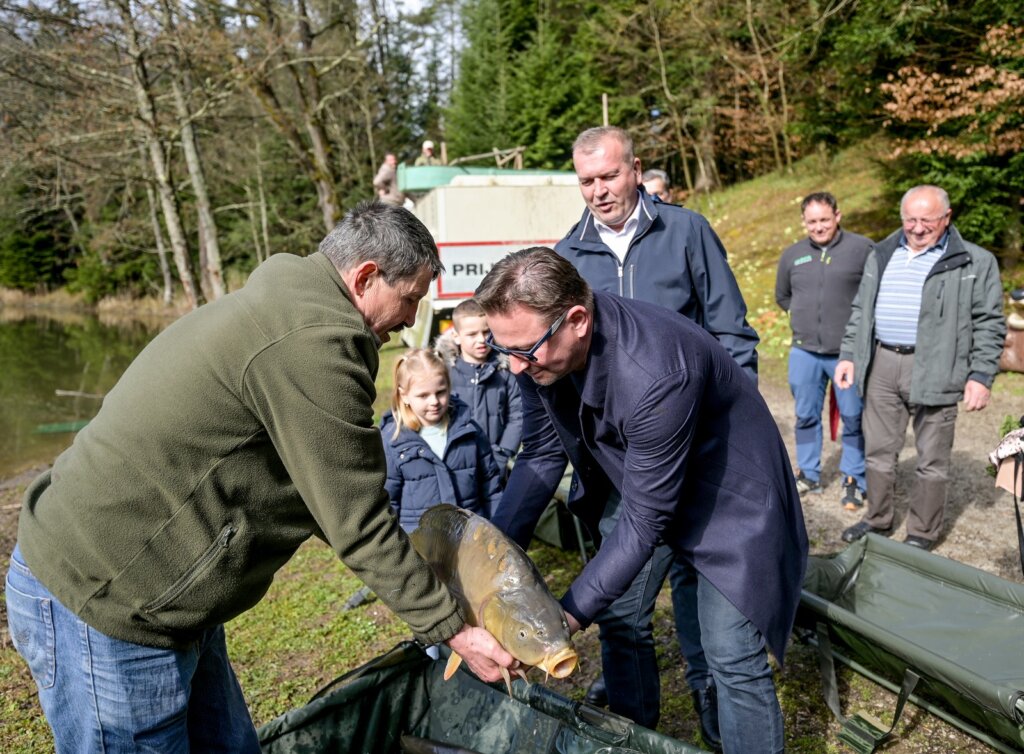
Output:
[437, 298, 522, 482]
[373, 152, 405, 206]
[5, 201, 516, 753]
[642, 168, 671, 202]
[381, 347, 503, 531]
[836, 185, 1005, 551]
[775, 191, 872, 509]
[480, 247, 807, 754]
[415, 139, 440, 166]
[549, 125, 759, 751]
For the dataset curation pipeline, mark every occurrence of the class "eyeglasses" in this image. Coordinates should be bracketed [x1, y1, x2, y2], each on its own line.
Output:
[901, 213, 949, 229]
[486, 310, 569, 362]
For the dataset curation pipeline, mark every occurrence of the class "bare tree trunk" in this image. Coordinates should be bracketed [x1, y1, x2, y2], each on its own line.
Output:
[146, 181, 174, 305]
[258, 157, 271, 260]
[159, 0, 225, 300]
[114, 0, 199, 309]
[647, 4, 695, 194]
[293, 0, 341, 230]
[694, 115, 720, 193]
[225, 0, 342, 233]
[244, 185, 264, 265]
[777, 60, 794, 171]
[744, 0, 783, 172]
[138, 143, 174, 304]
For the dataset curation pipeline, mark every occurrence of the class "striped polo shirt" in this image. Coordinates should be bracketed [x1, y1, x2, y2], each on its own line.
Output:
[874, 234, 947, 347]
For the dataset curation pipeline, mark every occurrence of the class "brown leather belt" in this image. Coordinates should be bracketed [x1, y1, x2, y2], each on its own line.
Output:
[878, 341, 915, 355]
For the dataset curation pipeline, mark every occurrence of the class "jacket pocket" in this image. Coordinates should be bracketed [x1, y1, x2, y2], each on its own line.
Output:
[143, 523, 236, 614]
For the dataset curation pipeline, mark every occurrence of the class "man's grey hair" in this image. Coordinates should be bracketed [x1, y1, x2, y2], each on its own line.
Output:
[572, 126, 635, 164]
[900, 185, 950, 215]
[475, 247, 593, 323]
[642, 168, 669, 187]
[319, 201, 443, 283]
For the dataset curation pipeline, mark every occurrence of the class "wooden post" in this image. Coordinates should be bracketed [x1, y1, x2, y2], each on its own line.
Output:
[602, 93, 609, 126]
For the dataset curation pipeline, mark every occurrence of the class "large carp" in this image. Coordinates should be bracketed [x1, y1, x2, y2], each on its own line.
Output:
[410, 504, 579, 689]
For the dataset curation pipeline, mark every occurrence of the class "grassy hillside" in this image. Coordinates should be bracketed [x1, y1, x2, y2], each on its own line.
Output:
[688, 139, 892, 380]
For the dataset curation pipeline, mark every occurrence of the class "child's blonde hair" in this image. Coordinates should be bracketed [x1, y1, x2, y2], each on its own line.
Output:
[390, 348, 450, 439]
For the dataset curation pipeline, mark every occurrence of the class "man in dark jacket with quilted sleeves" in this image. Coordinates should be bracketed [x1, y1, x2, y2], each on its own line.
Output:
[478, 247, 808, 754]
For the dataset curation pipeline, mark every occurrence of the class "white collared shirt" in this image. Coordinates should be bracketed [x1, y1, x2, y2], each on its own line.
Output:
[594, 194, 643, 263]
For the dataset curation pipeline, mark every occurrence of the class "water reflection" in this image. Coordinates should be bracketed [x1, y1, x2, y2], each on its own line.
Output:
[0, 311, 163, 478]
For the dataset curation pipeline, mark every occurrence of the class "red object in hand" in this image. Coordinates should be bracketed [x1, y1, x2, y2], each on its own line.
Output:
[829, 383, 840, 442]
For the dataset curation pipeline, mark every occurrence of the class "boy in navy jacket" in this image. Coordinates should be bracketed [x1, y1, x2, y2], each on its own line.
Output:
[437, 298, 523, 480]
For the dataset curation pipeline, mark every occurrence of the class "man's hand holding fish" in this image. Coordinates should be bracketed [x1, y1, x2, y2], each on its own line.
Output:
[444, 625, 516, 683]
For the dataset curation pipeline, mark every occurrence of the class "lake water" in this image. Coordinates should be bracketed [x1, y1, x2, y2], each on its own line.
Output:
[0, 311, 162, 478]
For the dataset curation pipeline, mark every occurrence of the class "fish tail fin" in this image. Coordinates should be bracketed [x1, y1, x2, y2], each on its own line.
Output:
[443, 651, 463, 680]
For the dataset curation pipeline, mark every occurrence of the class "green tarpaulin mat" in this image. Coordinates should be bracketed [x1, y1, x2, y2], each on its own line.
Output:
[797, 534, 1024, 753]
[258, 641, 707, 753]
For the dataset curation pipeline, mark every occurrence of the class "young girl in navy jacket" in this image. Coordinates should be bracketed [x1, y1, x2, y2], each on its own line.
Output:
[381, 348, 503, 532]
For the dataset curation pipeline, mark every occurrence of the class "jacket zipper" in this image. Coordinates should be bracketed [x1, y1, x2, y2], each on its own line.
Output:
[937, 279, 945, 318]
[617, 262, 624, 296]
[144, 523, 236, 613]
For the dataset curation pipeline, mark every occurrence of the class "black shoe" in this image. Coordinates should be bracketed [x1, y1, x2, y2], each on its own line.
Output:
[840, 476, 864, 511]
[692, 684, 723, 752]
[841, 520, 892, 543]
[584, 673, 608, 707]
[795, 471, 821, 495]
[904, 535, 935, 551]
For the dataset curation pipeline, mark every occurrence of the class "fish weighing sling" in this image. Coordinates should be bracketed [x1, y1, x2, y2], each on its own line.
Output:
[410, 504, 579, 689]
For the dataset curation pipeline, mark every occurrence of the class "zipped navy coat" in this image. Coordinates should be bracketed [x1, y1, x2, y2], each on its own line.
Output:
[555, 188, 759, 382]
[492, 292, 808, 664]
[436, 342, 523, 471]
[381, 397, 503, 532]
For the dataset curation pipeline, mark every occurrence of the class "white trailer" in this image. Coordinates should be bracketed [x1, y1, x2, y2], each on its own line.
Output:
[402, 171, 583, 348]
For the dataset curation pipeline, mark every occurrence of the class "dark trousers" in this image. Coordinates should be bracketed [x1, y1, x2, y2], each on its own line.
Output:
[594, 493, 783, 751]
[862, 345, 958, 541]
[594, 492, 712, 729]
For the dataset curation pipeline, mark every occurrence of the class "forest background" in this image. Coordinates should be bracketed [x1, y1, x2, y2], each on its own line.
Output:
[0, 0, 1022, 305]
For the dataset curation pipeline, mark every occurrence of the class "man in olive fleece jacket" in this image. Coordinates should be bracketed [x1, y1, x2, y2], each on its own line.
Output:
[6, 202, 515, 752]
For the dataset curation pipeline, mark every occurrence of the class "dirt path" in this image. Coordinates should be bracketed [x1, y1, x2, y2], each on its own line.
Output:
[759, 372, 1024, 578]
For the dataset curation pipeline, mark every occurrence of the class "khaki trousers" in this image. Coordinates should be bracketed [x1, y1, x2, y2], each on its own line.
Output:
[862, 345, 958, 541]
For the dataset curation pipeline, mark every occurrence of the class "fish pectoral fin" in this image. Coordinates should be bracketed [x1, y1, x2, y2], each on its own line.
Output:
[443, 651, 463, 680]
[500, 666, 513, 696]
[513, 666, 530, 686]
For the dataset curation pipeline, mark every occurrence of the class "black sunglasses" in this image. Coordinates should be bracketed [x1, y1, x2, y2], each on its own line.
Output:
[486, 310, 569, 362]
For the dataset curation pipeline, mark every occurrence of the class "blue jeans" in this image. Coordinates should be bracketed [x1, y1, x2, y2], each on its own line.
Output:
[5, 545, 260, 754]
[696, 572, 784, 754]
[593, 493, 673, 728]
[594, 492, 702, 729]
[788, 347, 865, 488]
[668, 555, 710, 692]
[595, 495, 784, 752]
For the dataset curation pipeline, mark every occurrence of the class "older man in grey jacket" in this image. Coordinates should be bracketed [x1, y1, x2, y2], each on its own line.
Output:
[835, 185, 1005, 550]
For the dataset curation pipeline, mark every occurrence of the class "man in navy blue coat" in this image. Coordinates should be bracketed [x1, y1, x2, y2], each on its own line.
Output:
[554, 125, 759, 748]
[476, 247, 807, 754]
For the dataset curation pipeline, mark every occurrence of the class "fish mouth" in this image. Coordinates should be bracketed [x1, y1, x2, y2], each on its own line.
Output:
[542, 647, 579, 679]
